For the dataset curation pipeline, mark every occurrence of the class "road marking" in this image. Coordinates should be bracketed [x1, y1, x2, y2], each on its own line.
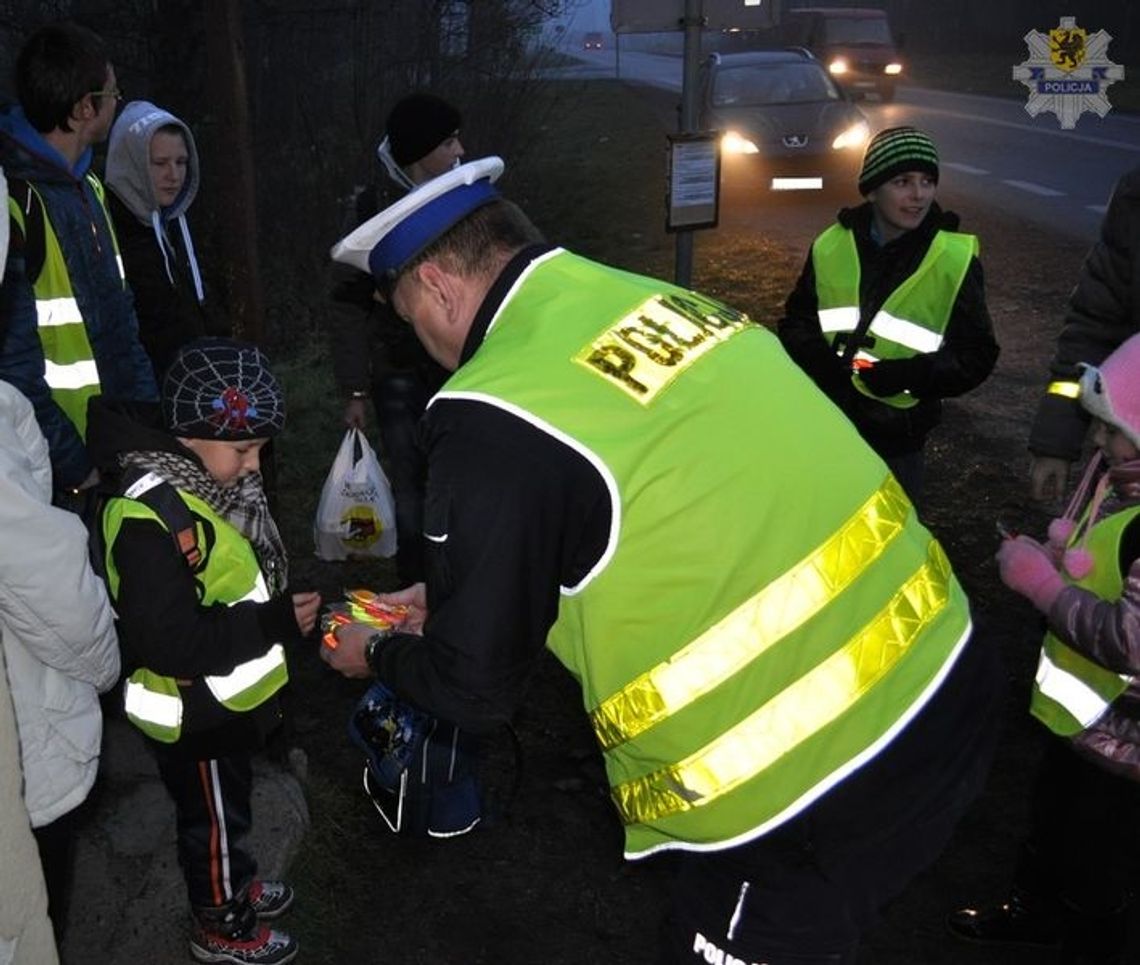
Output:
[1087, 204, 1108, 215]
[888, 91, 1140, 153]
[943, 162, 989, 175]
[1002, 179, 1065, 197]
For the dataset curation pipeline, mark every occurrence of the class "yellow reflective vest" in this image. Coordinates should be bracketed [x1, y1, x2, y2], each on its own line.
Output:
[442, 249, 973, 857]
[102, 479, 288, 743]
[812, 223, 977, 409]
[1030, 505, 1140, 737]
[7, 175, 125, 438]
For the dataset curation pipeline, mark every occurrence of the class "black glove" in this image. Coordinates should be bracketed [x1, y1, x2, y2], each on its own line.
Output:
[859, 358, 913, 397]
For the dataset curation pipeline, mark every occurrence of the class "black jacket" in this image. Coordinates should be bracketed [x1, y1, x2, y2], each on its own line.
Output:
[778, 202, 999, 458]
[1029, 166, 1140, 461]
[108, 191, 219, 381]
[328, 179, 449, 397]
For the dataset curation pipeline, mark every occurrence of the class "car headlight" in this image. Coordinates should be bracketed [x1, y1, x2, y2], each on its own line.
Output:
[832, 120, 870, 151]
[828, 58, 848, 75]
[884, 63, 903, 75]
[721, 131, 759, 155]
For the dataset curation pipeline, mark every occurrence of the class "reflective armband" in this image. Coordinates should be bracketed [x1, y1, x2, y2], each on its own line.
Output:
[1047, 380, 1080, 400]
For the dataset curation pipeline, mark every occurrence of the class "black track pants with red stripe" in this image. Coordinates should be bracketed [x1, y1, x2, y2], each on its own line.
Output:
[154, 746, 257, 911]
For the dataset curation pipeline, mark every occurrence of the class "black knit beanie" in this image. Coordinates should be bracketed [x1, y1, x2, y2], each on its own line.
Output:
[857, 126, 939, 196]
[386, 93, 462, 167]
[162, 338, 285, 440]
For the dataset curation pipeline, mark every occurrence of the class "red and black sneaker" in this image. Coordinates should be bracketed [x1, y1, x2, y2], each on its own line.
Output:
[247, 880, 294, 920]
[189, 922, 297, 965]
[190, 901, 298, 965]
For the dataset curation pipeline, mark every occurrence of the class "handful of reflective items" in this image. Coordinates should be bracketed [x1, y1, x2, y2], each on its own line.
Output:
[319, 588, 409, 650]
[334, 590, 482, 837]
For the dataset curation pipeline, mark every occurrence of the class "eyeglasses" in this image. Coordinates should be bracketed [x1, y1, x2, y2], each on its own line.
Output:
[89, 87, 123, 102]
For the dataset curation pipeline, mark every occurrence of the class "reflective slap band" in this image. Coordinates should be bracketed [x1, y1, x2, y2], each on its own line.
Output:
[1047, 380, 1080, 399]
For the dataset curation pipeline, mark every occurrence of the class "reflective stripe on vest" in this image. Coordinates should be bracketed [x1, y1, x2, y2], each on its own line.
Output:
[611, 539, 955, 827]
[811, 223, 977, 408]
[123, 673, 182, 741]
[1033, 647, 1128, 732]
[591, 475, 910, 749]
[1029, 504, 1140, 736]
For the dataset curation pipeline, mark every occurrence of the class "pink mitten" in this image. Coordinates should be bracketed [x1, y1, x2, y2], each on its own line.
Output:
[995, 535, 1066, 613]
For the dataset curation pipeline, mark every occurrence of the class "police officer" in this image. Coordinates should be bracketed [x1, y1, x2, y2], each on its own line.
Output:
[321, 157, 1002, 964]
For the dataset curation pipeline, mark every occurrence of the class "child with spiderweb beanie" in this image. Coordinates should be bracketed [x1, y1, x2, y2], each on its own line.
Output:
[90, 337, 320, 964]
[948, 331, 1140, 957]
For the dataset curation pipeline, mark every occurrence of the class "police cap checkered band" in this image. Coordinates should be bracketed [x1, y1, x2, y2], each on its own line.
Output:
[858, 126, 939, 195]
[162, 337, 285, 440]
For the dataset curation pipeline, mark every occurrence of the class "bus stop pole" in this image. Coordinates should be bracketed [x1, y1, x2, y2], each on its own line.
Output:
[674, 0, 703, 288]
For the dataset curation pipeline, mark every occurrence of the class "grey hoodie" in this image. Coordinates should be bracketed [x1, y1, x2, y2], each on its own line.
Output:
[105, 101, 203, 301]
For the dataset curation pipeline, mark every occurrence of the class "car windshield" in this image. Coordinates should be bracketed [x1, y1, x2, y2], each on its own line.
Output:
[712, 63, 839, 106]
[822, 17, 892, 45]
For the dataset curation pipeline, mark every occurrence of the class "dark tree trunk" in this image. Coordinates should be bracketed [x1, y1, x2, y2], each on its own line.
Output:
[203, 0, 264, 345]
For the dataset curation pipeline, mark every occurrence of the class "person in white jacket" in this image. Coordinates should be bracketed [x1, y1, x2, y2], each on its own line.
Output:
[0, 163, 57, 965]
[0, 369, 120, 939]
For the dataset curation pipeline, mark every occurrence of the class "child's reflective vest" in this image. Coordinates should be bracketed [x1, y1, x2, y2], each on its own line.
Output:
[1030, 504, 1140, 737]
[811, 224, 977, 409]
[102, 473, 288, 743]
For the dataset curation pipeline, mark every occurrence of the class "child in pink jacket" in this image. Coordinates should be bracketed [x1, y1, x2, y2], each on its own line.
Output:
[949, 332, 1140, 964]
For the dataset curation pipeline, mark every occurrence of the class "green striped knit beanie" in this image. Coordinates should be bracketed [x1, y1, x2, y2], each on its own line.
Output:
[857, 126, 939, 195]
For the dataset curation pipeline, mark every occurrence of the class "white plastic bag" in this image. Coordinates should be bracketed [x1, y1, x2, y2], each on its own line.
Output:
[314, 428, 398, 560]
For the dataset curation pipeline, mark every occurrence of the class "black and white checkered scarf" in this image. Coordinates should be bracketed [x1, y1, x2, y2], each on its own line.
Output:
[119, 449, 289, 593]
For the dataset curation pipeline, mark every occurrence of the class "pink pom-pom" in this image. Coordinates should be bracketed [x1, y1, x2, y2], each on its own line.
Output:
[1062, 548, 1094, 580]
[1048, 517, 1076, 548]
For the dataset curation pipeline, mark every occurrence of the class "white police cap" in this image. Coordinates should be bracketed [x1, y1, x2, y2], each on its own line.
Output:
[329, 156, 505, 282]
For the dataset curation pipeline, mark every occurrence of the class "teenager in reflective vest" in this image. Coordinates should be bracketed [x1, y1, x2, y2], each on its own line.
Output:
[322, 158, 1002, 964]
[0, 22, 157, 494]
[86, 339, 320, 965]
[778, 126, 998, 506]
[950, 332, 1140, 963]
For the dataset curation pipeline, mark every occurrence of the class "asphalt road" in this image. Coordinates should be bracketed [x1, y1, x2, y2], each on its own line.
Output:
[566, 48, 1140, 244]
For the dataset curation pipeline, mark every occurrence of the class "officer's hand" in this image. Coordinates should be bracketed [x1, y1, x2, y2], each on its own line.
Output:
[1030, 456, 1070, 504]
[292, 591, 322, 636]
[376, 582, 428, 635]
[320, 622, 374, 678]
[344, 398, 367, 429]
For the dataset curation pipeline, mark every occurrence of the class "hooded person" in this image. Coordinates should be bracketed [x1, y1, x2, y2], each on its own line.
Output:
[105, 101, 214, 380]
